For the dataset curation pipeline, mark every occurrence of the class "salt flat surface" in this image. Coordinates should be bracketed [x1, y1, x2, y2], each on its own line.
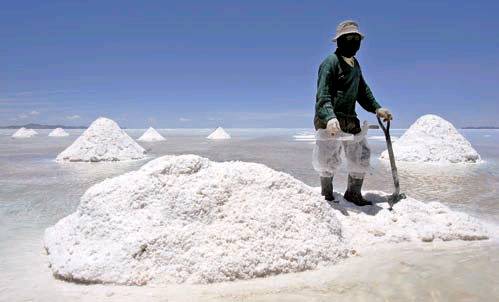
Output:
[44, 155, 489, 285]
[367, 135, 398, 141]
[1, 128, 499, 301]
[293, 134, 315, 142]
[381, 115, 480, 163]
[56, 117, 146, 162]
[293, 133, 399, 143]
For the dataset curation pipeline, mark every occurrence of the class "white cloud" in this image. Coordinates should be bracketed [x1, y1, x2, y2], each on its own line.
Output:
[179, 117, 191, 122]
[66, 114, 81, 120]
[14, 91, 35, 97]
[12, 90, 81, 97]
[11, 110, 39, 120]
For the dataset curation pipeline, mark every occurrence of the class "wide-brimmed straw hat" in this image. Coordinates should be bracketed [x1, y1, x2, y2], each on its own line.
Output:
[333, 20, 365, 42]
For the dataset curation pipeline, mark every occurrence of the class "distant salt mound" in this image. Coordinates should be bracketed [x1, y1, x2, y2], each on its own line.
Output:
[12, 127, 38, 138]
[48, 128, 69, 137]
[56, 117, 146, 162]
[138, 127, 165, 142]
[381, 115, 480, 163]
[44, 155, 488, 285]
[207, 127, 231, 140]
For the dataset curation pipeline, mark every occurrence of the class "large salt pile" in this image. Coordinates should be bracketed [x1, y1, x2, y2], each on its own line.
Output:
[44, 155, 489, 285]
[207, 127, 231, 140]
[381, 114, 480, 163]
[11, 127, 38, 138]
[137, 127, 165, 142]
[48, 128, 69, 137]
[45, 155, 347, 284]
[56, 117, 146, 162]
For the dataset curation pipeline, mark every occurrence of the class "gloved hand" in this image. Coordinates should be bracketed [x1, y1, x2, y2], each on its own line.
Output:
[326, 118, 341, 135]
[376, 108, 393, 122]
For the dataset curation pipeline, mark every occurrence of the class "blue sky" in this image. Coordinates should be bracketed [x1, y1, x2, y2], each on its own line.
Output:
[1, 0, 498, 128]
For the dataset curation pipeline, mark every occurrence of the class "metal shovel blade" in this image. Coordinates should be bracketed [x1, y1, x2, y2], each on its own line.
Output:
[387, 192, 406, 209]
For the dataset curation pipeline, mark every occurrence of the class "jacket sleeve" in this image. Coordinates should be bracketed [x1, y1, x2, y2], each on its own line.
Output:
[315, 60, 336, 123]
[357, 73, 381, 113]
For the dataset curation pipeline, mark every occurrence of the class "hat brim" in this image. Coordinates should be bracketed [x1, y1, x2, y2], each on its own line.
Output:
[333, 31, 365, 42]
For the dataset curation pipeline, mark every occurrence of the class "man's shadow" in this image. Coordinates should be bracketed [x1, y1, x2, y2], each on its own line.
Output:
[326, 192, 388, 216]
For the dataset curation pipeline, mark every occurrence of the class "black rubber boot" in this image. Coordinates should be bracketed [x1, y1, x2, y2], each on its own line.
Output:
[320, 176, 334, 202]
[343, 175, 372, 206]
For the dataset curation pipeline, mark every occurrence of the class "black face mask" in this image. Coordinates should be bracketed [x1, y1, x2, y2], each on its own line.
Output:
[337, 36, 361, 58]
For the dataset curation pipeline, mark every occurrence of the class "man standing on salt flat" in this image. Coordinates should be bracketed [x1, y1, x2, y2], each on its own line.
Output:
[313, 20, 392, 206]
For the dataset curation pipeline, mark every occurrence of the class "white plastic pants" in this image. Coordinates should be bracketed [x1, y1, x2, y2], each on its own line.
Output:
[312, 121, 370, 178]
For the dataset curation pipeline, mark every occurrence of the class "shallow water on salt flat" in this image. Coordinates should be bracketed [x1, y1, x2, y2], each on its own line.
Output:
[0, 127, 498, 301]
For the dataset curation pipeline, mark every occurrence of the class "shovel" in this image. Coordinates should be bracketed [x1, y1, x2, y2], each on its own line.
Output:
[377, 116, 406, 210]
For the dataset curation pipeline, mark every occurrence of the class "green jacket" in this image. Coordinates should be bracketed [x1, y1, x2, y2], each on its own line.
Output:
[314, 50, 381, 130]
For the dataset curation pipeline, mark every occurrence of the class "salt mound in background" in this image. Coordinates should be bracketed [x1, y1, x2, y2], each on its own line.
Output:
[207, 127, 231, 140]
[138, 127, 165, 142]
[56, 117, 146, 162]
[48, 128, 69, 137]
[44, 155, 489, 286]
[12, 127, 38, 138]
[381, 114, 480, 163]
[44, 155, 347, 285]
